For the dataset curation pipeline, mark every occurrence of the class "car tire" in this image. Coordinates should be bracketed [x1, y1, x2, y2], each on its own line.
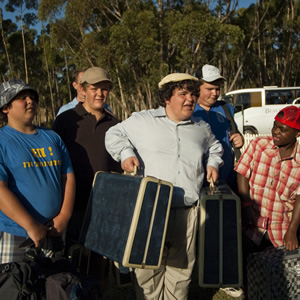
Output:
[244, 127, 258, 135]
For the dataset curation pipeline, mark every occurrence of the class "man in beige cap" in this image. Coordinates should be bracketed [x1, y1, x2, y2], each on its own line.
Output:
[53, 67, 121, 283]
[105, 73, 223, 299]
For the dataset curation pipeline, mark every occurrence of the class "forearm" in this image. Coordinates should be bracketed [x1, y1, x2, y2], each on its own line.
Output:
[283, 195, 300, 250]
[0, 181, 38, 231]
[206, 134, 224, 170]
[49, 172, 76, 236]
[237, 173, 252, 203]
[288, 195, 300, 233]
[105, 123, 134, 162]
[58, 172, 76, 221]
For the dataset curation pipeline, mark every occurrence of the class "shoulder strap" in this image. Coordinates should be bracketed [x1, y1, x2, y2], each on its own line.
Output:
[219, 100, 241, 160]
[219, 100, 238, 134]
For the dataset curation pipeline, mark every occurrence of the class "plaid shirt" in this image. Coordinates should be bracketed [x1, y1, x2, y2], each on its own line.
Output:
[234, 137, 300, 247]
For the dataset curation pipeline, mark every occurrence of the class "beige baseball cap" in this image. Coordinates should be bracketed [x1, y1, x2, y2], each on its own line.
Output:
[158, 73, 198, 89]
[81, 67, 112, 86]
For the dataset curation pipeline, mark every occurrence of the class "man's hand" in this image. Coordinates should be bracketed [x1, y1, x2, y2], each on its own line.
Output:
[206, 166, 218, 183]
[46, 214, 68, 237]
[121, 156, 140, 173]
[26, 222, 49, 247]
[283, 228, 299, 251]
[229, 132, 244, 149]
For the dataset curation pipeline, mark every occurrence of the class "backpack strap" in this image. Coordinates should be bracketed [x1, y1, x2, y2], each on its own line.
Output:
[219, 100, 242, 161]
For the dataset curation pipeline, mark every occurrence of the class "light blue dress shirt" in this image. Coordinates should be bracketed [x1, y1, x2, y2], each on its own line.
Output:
[56, 98, 79, 116]
[105, 106, 223, 206]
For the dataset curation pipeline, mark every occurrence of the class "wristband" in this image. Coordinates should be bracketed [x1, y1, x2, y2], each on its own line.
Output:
[241, 201, 254, 208]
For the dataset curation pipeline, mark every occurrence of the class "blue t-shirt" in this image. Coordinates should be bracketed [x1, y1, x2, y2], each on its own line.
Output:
[193, 101, 236, 183]
[0, 125, 73, 236]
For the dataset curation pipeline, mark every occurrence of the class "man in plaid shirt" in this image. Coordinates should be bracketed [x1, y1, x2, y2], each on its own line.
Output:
[235, 105, 300, 252]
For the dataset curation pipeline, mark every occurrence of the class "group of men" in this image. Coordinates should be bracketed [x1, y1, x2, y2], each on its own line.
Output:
[0, 64, 299, 300]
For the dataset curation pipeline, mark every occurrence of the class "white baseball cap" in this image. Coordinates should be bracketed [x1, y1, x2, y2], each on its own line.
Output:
[201, 64, 226, 82]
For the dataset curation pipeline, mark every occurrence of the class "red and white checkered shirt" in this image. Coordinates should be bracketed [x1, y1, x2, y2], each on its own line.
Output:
[234, 137, 300, 247]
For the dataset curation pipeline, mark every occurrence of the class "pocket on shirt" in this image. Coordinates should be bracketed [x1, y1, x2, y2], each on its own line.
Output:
[277, 181, 297, 202]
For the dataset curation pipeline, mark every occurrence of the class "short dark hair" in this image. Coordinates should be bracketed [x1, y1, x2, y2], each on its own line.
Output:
[0, 102, 12, 123]
[158, 80, 198, 107]
[72, 69, 86, 84]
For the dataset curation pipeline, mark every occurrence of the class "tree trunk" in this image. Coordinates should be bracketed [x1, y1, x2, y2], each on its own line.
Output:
[20, 5, 28, 83]
[64, 48, 72, 102]
[0, 8, 14, 78]
[42, 34, 55, 119]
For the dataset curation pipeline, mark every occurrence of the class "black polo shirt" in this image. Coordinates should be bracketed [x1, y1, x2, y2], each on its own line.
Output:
[53, 103, 122, 210]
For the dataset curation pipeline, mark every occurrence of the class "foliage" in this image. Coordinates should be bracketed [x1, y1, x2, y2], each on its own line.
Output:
[0, 0, 299, 122]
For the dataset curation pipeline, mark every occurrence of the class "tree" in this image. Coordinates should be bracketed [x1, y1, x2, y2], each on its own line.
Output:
[5, 0, 38, 83]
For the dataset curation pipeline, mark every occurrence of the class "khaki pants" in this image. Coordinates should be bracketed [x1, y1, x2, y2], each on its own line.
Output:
[135, 206, 199, 300]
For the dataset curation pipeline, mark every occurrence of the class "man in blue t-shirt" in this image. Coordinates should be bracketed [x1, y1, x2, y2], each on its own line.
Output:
[193, 65, 245, 298]
[0, 79, 75, 263]
[193, 64, 244, 189]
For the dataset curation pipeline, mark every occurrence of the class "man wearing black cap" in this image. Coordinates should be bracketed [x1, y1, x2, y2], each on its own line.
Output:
[105, 73, 223, 299]
[0, 79, 75, 263]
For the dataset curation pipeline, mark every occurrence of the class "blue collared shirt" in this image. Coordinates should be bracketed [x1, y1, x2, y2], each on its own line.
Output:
[105, 106, 223, 206]
[57, 98, 79, 116]
[193, 101, 237, 183]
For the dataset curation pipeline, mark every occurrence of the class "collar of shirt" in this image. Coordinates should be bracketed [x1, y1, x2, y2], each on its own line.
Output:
[74, 102, 112, 122]
[271, 140, 300, 164]
[152, 106, 194, 125]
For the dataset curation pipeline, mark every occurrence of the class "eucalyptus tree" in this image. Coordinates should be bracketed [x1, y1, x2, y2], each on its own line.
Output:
[0, 9, 17, 79]
[5, 0, 38, 83]
[0, 8, 14, 77]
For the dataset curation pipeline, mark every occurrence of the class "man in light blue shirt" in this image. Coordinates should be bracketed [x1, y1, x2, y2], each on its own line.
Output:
[57, 69, 85, 116]
[105, 73, 223, 299]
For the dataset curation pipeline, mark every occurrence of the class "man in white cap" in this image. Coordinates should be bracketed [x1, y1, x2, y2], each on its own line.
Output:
[0, 79, 75, 263]
[193, 64, 244, 191]
[105, 73, 223, 299]
[53, 67, 121, 282]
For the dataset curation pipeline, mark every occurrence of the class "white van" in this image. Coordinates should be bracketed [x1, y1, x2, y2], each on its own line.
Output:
[224, 87, 300, 134]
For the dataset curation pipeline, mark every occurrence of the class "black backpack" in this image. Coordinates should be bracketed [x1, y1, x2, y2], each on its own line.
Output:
[0, 251, 102, 300]
[0, 261, 44, 300]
